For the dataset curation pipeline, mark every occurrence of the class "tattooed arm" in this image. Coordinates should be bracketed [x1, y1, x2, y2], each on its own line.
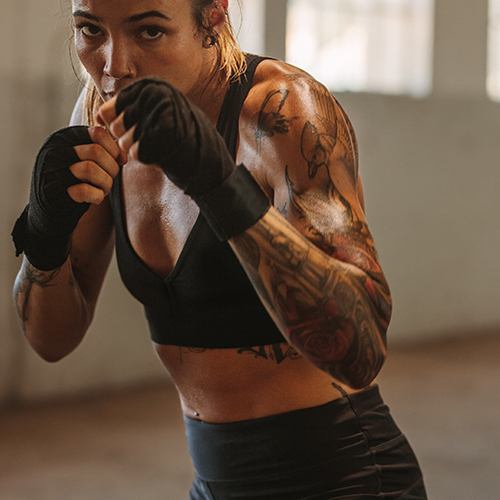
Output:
[231, 68, 391, 389]
[13, 202, 115, 361]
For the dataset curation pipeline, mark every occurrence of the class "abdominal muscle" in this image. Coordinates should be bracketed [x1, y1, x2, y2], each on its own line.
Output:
[154, 343, 354, 423]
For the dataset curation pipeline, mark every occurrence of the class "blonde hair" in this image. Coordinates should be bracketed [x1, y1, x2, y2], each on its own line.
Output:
[81, 2, 246, 126]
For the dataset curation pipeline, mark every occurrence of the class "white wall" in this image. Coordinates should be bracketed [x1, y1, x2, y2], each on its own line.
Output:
[0, 0, 498, 405]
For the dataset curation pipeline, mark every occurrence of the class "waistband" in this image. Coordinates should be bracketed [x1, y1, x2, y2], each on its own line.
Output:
[184, 384, 400, 482]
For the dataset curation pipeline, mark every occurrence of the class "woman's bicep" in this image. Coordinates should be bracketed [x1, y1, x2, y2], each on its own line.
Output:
[249, 75, 372, 263]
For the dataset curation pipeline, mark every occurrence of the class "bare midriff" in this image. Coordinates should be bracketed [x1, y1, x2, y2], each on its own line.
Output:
[155, 343, 354, 423]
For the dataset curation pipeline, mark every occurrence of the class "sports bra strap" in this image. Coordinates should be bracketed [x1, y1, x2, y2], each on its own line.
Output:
[216, 54, 272, 160]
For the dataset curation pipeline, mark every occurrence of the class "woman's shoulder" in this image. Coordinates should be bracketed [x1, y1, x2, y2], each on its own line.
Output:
[251, 58, 312, 86]
[243, 58, 333, 119]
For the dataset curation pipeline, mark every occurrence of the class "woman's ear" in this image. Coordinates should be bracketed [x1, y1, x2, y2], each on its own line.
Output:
[206, 0, 228, 35]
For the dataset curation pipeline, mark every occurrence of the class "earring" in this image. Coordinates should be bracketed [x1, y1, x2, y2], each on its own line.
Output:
[203, 34, 217, 48]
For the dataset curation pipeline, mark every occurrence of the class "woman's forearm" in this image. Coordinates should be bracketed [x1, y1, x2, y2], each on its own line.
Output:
[13, 257, 92, 362]
[230, 207, 391, 389]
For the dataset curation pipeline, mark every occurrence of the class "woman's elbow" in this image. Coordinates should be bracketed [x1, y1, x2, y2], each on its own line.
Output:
[24, 326, 83, 363]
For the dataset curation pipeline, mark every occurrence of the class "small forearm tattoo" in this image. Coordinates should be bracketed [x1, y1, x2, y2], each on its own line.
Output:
[14, 264, 61, 325]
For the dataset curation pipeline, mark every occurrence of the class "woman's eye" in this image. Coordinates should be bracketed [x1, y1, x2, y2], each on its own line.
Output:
[79, 24, 102, 37]
[139, 27, 164, 40]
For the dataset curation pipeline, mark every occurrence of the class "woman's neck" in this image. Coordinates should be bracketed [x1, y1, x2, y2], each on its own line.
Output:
[187, 57, 230, 126]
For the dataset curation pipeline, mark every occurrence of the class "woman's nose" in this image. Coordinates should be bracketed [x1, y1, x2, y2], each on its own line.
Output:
[103, 40, 136, 80]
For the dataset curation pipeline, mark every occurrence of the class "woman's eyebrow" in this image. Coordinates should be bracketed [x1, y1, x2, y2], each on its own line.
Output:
[72, 10, 99, 22]
[127, 11, 172, 23]
[72, 10, 172, 23]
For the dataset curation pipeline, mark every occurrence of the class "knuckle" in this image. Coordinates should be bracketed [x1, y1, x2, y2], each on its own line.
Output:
[79, 160, 96, 178]
[74, 143, 102, 163]
[71, 160, 98, 182]
[67, 183, 87, 203]
[92, 125, 107, 139]
[74, 183, 104, 205]
[95, 126, 115, 148]
[87, 142, 103, 157]
[75, 183, 91, 199]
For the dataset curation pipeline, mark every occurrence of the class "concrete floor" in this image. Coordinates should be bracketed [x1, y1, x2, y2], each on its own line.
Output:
[1, 332, 499, 500]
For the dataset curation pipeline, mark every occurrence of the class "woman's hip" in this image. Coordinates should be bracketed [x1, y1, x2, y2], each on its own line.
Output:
[185, 384, 427, 499]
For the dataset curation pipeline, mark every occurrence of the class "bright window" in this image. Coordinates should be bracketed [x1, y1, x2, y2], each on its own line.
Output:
[228, 0, 265, 55]
[286, 0, 434, 96]
[488, 0, 500, 100]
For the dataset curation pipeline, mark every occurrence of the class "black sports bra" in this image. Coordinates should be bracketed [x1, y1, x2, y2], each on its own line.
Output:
[109, 55, 285, 348]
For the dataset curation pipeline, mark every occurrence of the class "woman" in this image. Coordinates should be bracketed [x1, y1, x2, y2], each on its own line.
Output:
[12, 0, 427, 498]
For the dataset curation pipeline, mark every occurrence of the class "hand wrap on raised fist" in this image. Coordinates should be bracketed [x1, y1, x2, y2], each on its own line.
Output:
[11, 126, 93, 271]
[115, 77, 270, 240]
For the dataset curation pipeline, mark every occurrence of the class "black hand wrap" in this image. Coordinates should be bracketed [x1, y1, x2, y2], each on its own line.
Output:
[115, 77, 270, 240]
[11, 126, 93, 271]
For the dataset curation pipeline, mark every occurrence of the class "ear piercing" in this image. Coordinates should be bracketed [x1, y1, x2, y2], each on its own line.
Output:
[204, 34, 218, 48]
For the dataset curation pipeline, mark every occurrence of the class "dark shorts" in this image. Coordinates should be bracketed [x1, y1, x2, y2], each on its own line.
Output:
[185, 385, 427, 500]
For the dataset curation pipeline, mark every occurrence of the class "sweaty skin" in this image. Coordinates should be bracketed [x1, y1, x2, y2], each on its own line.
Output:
[14, 0, 391, 423]
[98, 60, 390, 420]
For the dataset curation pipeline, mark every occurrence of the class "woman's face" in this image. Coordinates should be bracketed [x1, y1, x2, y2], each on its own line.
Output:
[72, 0, 213, 101]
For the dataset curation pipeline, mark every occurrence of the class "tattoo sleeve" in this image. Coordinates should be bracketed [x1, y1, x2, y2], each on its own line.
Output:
[232, 210, 390, 389]
[232, 76, 391, 389]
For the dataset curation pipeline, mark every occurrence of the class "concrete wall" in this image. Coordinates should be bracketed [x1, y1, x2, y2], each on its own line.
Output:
[0, 0, 165, 406]
[338, 0, 498, 343]
[1, 0, 498, 404]
[340, 93, 500, 344]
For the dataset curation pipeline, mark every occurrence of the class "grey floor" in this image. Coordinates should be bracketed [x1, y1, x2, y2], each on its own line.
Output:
[1, 332, 499, 500]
